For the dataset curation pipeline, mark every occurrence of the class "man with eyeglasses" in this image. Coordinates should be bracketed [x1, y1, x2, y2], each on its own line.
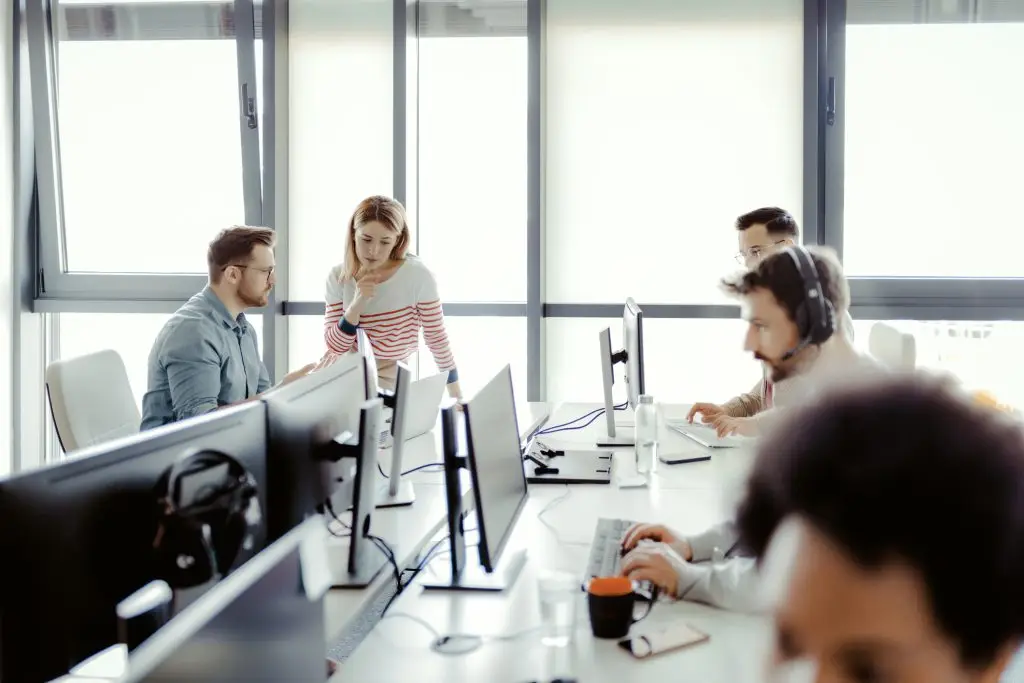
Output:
[687, 207, 854, 433]
[141, 226, 315, 430]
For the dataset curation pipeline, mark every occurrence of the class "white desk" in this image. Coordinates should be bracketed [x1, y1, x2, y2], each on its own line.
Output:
[323, 402, 552, 644]
[337, 402, 770, 683]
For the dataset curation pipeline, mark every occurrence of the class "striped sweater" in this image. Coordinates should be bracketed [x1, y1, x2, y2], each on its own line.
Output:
[323, 255, 458, 382]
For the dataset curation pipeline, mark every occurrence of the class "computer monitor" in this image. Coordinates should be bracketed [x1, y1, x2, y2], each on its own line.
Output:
[0, 403, 269, 683]
[261, 353, 388, 588]
[422, 365, 528, 592]
[375, 361, 416, 508]
[122, 517, 328, 683]
[597, 297, 646, 447]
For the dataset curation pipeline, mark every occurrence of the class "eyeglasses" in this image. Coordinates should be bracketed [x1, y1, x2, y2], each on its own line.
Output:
[226, 264, 275, 281]
[735, 240, 789, 265]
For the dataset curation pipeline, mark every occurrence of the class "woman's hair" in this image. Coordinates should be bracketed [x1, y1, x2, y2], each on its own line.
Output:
[342, 195, 411, 280]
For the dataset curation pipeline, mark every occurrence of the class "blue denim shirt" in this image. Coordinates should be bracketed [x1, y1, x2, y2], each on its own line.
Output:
[141, 286, 270, 430]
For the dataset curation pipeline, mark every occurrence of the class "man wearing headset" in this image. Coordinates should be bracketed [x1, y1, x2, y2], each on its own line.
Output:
[617, 245, 881, 612]
[687, 208, 856, 436]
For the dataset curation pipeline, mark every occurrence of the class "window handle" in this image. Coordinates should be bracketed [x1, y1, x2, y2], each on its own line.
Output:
[240, 82, 258, 130]
[826, 76, 836, 126]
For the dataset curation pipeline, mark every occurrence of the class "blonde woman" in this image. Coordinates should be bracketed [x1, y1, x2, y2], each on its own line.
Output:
[322, 195, 461, 398]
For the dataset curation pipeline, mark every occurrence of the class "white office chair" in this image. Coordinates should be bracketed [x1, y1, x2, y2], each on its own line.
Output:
[45, 349, 141, 454]
[868, 322, 916, 371]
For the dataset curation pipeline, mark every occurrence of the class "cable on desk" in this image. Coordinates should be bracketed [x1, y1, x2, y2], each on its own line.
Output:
[538, 402, 629, 436]
[377, 461, 445, 479]
[536, 486, 590, 547]
[322, 501, 351, 538]
[379, 611, 540, 655]
[367, 532, 403, 592]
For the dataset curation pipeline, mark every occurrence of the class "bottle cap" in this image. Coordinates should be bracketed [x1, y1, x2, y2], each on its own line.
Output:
[638, 395, 654, 405]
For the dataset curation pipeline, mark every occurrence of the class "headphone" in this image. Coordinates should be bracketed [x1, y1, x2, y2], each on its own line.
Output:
[152, 449, 263, 589]
[780, 245, 837, 361]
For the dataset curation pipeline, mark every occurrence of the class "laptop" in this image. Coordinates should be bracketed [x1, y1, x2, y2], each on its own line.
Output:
[396, 371, 450, 440]
[668, 421, 746, 449]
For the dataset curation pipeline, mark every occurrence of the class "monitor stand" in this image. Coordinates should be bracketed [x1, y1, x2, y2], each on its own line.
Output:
[375, 479, 416, 508]
[325, 532, 389, 588]
[596, 430, 634, 448]
[421, 548, 527, 593]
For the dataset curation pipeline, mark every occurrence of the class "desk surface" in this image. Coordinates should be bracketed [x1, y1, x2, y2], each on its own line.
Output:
[336, 402, 769, 683]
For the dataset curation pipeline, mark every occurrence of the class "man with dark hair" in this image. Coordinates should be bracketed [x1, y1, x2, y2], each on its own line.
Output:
[141, 226, 315, 430]
[688, 208, 855, 428]
[736, 376, 1024, 683]
[695, 245, 872, 437]
[618, 245, 879, 612]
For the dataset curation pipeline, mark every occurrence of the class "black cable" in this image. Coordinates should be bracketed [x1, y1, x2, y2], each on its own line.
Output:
[540, 401, 626, 438]
[378, 461, 445, 479]
[322, 501, 351, 538]
[540, 402, 629, 436]
[367, 533, 402, 592]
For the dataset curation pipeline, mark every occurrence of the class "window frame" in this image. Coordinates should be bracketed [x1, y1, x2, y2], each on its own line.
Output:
[821, 0, 1024, 320]
[27, 0, 264, 306]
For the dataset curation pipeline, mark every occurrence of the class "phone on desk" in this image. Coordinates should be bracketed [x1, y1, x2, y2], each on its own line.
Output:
[617, 623, 709, 659]
[658, 452, 711, 465]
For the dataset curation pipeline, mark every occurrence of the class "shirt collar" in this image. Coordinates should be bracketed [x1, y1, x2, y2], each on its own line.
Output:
[201, 285, 246, 333]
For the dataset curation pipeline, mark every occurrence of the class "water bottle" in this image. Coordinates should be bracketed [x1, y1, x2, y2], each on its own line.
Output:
[634, 395, 658, 475]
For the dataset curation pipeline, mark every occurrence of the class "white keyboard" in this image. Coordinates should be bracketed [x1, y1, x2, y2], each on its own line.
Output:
[668, 421, 744, 449]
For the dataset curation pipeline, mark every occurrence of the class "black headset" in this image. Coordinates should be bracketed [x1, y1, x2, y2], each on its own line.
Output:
[152, 449, 263, 589]
[780, 245, 837, 361]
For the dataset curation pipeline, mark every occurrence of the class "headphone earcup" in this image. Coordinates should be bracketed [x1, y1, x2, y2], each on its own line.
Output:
[153, 513, 216, 589]
[817, 299, 838, 344]
[793, 303, 810, 341]
[212, 484, 263, 576]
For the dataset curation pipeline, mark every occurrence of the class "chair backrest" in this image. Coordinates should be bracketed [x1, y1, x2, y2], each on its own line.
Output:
[868, 322, 916, 371]
[45, 349, 141, 454]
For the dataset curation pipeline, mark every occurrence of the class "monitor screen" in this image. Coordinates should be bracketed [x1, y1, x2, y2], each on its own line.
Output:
[261, 351, 368, 541]
[0, 403, 269, 683]
[123, 518, 327, 683]
[464, 365, 527, 571]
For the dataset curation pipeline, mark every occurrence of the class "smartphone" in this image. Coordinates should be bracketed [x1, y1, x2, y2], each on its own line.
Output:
[617, 623, 709, 659]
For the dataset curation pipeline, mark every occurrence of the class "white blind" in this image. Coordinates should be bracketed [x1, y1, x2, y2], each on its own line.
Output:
[545, 0, 804, 305]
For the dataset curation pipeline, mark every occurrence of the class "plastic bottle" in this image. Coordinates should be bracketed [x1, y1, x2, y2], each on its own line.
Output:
[634, 395, 658, 475]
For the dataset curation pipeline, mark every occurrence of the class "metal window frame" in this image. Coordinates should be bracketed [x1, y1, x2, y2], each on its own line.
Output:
[23, 0, 1024, 470]
[822, 0, 1024, 321]
[29, 0, 264, 304]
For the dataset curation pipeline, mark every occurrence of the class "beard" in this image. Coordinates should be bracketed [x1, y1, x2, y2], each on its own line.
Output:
[754, 351, 796, 383]
[238, 283, 271, 309]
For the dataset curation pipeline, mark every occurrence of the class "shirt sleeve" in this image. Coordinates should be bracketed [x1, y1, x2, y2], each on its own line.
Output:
[324, 268, 357, 354]
[673, 557, 762, 613]
[723, 379, 765, 418]
[416, 267, 458, 383]
[163, 322, 223, 421]
[683, 521, 741, 563]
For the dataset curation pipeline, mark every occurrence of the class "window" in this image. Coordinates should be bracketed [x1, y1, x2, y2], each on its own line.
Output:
[57, 312, 264, 410]
[426, 316, 527, 403]
[851, 319, 1024, 411]
[841, 10, 1024, 277]
[417, 35, 527, 302]
[55, 8, 245, 274]
[288, 0, 393, 301]
[545, 0, 803, 305]
[545, 317, 759, 405]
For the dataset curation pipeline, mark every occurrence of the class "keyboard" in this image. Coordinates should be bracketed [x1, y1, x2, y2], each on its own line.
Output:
[584, 517, 636, 581]
[668, 421, 744, 449]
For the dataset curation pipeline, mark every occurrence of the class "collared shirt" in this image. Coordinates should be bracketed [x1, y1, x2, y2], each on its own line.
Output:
[141, 286, 270, 430]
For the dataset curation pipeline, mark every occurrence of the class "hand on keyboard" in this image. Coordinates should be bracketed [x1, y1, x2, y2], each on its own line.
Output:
[621, 523, 693, 562]
[619, 542, 690, 598]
